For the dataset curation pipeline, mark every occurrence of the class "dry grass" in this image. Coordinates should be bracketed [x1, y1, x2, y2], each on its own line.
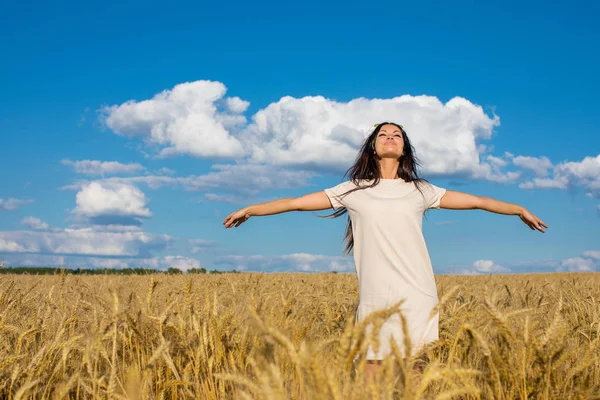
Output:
[0, 271, 599, 399]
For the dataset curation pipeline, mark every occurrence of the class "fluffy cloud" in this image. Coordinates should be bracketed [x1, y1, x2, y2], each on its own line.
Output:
[215, 253, 354, 272]
[0, 198, 33, 211]
[486, 155, 508, 168]
[448, 250, 600, 275]
[241, 95, 507, 178]
[73, 181, 151, 225]
[0, 238, 28, 252]
[99, 80, 530, 183]
[21, 217, 49, 230]
[454, 259, 511, 275]
[562, 250, 600, 272]
[558, 257, 596, 272]
[583, 250, 600, 260]
[61, 159, 145, 176]
[519, 154, 600, 195]
[100, 80, 247, 159]
[512, 155, 553, 177]
[0, 227, 171, 257]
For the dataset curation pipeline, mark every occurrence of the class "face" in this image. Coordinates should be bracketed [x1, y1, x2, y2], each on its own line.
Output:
[373, 124, 404, 159]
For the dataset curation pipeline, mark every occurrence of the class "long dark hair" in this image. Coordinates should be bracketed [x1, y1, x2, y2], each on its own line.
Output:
[320, 122, 430, 255]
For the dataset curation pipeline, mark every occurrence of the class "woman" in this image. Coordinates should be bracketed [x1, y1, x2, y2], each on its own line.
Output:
[222, 122, 547, 380]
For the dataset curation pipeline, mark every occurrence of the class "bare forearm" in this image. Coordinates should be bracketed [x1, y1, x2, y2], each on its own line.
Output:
[477, 196, 524, 216]
[245, 198, 295, 217]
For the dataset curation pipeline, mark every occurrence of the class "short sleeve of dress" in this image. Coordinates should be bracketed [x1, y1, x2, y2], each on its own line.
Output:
[422, 182, 447, 210]
[324, 180, 354, 210]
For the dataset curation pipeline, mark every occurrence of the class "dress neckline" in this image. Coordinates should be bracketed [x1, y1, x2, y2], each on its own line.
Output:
[364, 178, 409, 184]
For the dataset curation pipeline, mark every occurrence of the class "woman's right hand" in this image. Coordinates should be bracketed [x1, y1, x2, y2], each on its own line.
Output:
[223, 207, 251, 229]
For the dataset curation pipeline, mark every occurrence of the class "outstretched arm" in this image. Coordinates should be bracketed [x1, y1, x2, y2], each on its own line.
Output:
[439, 190, 548, 233]
[223, 191, 332, 228]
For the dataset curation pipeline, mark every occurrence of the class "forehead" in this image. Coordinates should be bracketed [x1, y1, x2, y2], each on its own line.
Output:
[378, 124, 402, 132]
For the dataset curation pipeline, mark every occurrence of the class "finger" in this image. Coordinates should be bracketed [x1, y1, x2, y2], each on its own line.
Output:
[534, 218, 546, 231]
[537, 224, 545, 233]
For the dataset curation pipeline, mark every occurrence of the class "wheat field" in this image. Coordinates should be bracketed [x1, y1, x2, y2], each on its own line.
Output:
[0, 271, 599, 399]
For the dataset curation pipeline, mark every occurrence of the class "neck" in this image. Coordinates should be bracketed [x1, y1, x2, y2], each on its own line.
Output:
[378, 158, 400, 179]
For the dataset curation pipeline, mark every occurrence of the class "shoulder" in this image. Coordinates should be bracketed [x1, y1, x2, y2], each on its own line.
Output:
[324, 179, 361, 194]
[415, 180, 447, 209]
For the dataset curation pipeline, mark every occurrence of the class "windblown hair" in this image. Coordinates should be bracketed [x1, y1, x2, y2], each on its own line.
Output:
[320, 122, 430, 255]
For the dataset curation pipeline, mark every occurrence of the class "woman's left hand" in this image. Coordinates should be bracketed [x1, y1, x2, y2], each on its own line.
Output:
[519, 209, 548, 233]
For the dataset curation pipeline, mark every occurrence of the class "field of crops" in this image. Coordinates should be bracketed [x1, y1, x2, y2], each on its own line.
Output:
[1, 272, 599, 399]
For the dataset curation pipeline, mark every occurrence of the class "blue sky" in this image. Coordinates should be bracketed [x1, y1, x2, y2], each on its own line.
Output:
[1, 0, 599, 274]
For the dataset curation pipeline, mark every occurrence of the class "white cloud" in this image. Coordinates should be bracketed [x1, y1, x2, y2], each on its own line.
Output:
[520, 154, 600, 195]
[61, 159, 145, 176]
[0, 227, 171, 257]
[99, 81, 532, 183]
[0, 238, 28, 252]
[100, 80, 246, 159]
[215, 253, 354, 272]
[226, 96, 250, 113]
[475, 168, 522, 183]
[71, 224, 144, 232]
[0, 198, 33, 211]
[63, 164, 315, 196]
[486, 155, 508, 168]
[241, 95, 505, 179]
[175, 164, 315, 194]
[73, 181, 151, 225]
[504, 251, 599, 274]
[21, 217, 49, 230]
[473, 259, 510, 273]
[519, 178, 567, 189]
[454, 259, 511, 275]
[582, 250, 600, 260]
[512, 155, 553, 177]
[559, 257, 596, 272]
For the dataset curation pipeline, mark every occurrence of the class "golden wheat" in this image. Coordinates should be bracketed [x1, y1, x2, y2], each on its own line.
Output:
[0, 272, 599, 399]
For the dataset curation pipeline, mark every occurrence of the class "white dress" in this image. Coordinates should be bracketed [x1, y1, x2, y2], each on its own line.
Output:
[324, 178, 446, 360]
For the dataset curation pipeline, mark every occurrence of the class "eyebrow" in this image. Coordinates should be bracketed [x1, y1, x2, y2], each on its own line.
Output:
[379, 130, 402, 133]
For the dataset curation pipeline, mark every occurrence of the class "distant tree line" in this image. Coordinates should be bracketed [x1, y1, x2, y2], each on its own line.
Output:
[0, 266, 243, 275]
